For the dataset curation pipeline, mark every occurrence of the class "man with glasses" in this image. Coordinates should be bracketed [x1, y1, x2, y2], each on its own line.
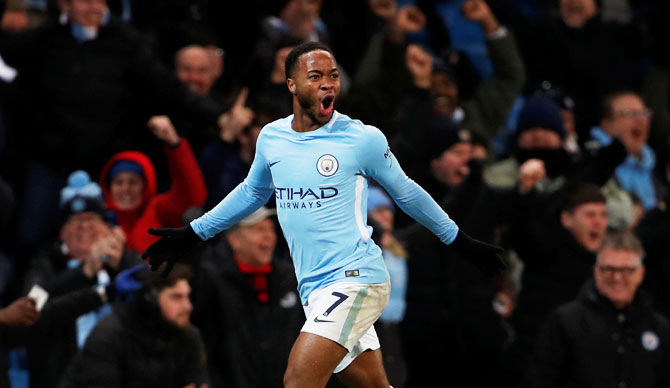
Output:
[524, 231, 670, 388]
[589, 91, 661, 211]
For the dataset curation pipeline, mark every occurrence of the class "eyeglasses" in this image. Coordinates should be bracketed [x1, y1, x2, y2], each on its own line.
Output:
[612, 109, 653, 120]
[596, 265, 640, 276]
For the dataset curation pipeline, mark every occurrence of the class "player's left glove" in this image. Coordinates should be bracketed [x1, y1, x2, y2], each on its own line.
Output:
[142, 225, 201, 277]
[450, 230, 505, 277]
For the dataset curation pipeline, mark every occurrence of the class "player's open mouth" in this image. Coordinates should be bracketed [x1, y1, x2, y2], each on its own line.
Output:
[320, 95, 335, 116]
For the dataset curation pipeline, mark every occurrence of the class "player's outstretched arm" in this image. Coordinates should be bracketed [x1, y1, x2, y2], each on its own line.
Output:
[142, 225, 201, 276]
[358, 125, 505, 277]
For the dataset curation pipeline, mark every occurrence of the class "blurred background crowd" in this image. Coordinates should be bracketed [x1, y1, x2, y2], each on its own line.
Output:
[0, 0, 668, 387]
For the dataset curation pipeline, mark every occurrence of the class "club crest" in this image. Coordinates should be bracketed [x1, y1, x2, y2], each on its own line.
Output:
[642, 330, 659, 351]
[317, 154, 339, 177]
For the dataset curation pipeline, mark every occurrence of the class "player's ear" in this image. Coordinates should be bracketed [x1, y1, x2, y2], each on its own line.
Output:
[287, 79, 297, 95]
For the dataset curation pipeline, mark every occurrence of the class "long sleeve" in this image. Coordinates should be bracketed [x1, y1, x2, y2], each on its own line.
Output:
[190, 132, 275, 240]
[357, 125, 459, 244]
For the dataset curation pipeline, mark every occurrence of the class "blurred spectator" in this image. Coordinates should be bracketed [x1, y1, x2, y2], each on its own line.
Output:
[248, 0, 329, 88]
[412, 119, 473, 201]
[490, 0, 652, 139]
[99, 119, 207, 253]
[503, 182, 609, 386]
[59, 264, 210, 388]
[164, 43, 254, 158]
[587, 91, 663, 211]
[398, 142, 508, 388]
[367, 186, 408, 388]
[486, 96, 569, 190]
[349, 0, 525, 142]
[198, 105, 281, 210]
[190, 207, 302, 388]
[22, 170, 141, 388]
[248, 34, 303, 118]
[175, 44, 222, 99]
[524, 231, 670, 388]
[1, 286, 119, 388]
[0, 0, 240, 258]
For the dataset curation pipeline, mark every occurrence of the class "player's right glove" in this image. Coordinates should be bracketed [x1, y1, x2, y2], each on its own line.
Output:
[450, 230, 505, 277]
[141, 225, 201, 276]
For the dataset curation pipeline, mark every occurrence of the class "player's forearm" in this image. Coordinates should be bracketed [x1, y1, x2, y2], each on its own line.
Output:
[384, 176, 459, 244]
[190, 180, 273, 240]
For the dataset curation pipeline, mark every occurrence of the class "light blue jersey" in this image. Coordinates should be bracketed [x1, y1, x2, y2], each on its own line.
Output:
[191, 111, 459, 304]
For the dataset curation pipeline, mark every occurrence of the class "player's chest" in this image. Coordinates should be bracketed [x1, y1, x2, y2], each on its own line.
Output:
[265, 140, 359, 188]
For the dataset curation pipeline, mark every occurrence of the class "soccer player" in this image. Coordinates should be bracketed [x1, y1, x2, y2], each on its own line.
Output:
[143, 41, 504, 388]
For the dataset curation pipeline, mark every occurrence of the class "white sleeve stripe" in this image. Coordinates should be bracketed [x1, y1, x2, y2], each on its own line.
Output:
[354, 175, 370, 241]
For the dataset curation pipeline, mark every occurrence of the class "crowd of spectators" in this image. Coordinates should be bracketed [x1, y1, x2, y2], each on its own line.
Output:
[0, 0, 669, 387]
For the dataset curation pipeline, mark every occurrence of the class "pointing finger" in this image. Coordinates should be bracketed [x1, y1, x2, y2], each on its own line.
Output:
[233, 87, 249, 107]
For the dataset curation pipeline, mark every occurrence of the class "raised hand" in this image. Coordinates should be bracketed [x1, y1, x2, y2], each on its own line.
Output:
[147, 115, 181, 146]
[218, 88, 254, 143]
[142, 225, 201, 276]
[405, 44, 433, 89]
[395, 5, 426, 33]
[450, 230, 505, 277]
[460, 0, 500, 34]
[519, 159, 546, 193]
[369, 0, 397, 24]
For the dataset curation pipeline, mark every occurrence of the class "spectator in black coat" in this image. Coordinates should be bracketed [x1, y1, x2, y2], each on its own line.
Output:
[190, 207, 304, 388]
[524, 231, 670, 388]
[59, 264, 209, 388]
[502, 182, 609, 387]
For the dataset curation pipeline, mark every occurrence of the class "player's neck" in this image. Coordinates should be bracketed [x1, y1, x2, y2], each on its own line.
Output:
[292, 103, 331, 133]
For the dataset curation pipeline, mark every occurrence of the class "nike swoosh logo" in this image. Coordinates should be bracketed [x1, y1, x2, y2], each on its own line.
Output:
[314, 316, 334, 323]
[269, 161, 280, 167]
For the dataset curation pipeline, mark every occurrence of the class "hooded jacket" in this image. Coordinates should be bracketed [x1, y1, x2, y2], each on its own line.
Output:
[100, 140, 207, 253]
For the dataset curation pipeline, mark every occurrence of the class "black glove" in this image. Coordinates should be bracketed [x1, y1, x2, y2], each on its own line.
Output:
[450, 230, 505, 277]
[141, 225, 201, 276]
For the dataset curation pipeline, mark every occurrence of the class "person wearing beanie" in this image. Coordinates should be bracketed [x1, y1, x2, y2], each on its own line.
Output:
[485, 96, 572, 190]
[407, 116, 475, 203]
[99, 117, 207, 253]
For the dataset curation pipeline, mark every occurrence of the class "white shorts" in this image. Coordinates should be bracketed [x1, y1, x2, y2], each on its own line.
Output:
[301, 281, 391, 373]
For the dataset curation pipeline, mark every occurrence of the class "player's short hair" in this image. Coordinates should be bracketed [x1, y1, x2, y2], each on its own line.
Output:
[598, 231, 645, 263]
[285, 41, 335, 80]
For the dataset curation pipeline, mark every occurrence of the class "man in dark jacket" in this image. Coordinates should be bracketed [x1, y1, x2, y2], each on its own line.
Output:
[524, 231, 670, 388]
[59, 264, 209, 388]
[190, 207, 304, 388]
[502, 182, 609, 386]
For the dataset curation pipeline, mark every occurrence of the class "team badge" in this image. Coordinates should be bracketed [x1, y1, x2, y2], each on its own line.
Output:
[642, 331, 659, 351]
[316, 154, 339, 177]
